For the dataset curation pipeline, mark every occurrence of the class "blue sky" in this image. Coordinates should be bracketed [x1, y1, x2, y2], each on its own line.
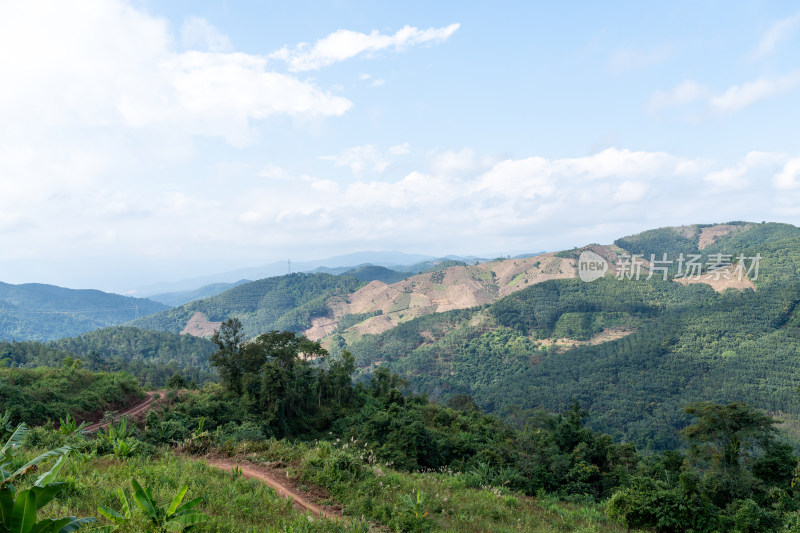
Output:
[1, 1, 800, 292]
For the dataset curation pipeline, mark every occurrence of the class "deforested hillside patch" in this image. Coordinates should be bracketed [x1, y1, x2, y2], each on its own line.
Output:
[305, 252, 583, 341]
[130, 272, 364, 338]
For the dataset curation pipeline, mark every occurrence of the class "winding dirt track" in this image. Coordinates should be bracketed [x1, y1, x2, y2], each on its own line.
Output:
[84, 391, 341, 521]
[205, 458, 339, 520]
[83, 391, 165, 433]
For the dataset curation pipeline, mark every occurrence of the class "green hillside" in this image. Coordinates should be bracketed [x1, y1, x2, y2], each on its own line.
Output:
[341, 264, 408, 283]
[130, 272, 364, 338]
[51, 326, 217, 385]
[0, 282, 168, 342]
[343, 222, 800, 450]
[147, 279, 251, 307]
[0, 328, 216, 387]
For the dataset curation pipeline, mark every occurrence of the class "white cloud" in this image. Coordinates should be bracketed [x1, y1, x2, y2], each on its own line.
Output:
[613, 181, 648, 203]
[609, 45, 671, 73]
[318, 145, 389, 177]
[259, 164, 294, 181]
[774, 158, 800, 190]
[431, 148, 495, 176]
[704, 166, 749, 190]
[181, 16, 234, 52]
[389, 142, 411, 156]
[0, 0, 357, 279]
[318, 143, 412, 177]
[705, 151, 787, 190]
[371, 78, 386, 87]
[710, 73, 800, 113]
[270, 23, 460, 71]
[162, 52, 352, 146]
[750, 11, 800, 59]
[648, 80, 708, 110]
[0, 1, 351, 149]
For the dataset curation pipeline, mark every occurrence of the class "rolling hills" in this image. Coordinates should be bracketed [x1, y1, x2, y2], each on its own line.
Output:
[9, 220, 798, 453]
[0, 282, 168, 342]
[337, 222, 800, 449]
[128, 272, 364, 338]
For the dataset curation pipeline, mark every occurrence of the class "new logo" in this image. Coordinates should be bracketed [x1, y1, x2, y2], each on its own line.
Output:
[578, 250, 608, 282]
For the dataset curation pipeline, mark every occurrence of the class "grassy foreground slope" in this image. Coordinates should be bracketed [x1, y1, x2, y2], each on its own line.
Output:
[18, 436, 633, 533]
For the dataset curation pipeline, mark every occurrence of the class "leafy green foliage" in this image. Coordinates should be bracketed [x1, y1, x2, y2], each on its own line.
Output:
[0, 423, 96, 532]
[95, 479, 207, 533]
[614, 226, 701, 261]
[0, 367, 142, 428]
[606, 402, 799, 532]
[51, 327, 216, 387]
[57, 415, 87, 436]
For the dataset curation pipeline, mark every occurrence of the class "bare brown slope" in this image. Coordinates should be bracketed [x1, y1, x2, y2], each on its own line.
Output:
[181, 311, 222, 338]
[304, 252, 581, 340]
[305, 230, 758, 343]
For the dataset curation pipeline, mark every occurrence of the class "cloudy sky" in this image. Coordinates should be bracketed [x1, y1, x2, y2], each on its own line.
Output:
[2, 1, 800, 292]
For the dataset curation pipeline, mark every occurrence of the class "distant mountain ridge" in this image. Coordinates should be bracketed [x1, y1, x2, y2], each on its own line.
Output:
[148, 280, 251, 307]
[133, 251, 438, 296]
[0, 282, 168, 342]
[128, 272, 364, 338]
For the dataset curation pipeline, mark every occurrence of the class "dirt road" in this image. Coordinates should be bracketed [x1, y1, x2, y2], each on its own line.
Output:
[205, 458, 340, 521]
[82, 390, 164, 433]
[82, 390, 343, 522]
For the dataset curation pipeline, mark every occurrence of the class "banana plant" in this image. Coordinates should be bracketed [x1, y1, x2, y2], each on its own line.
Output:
[0, 423, 97, 532]
[110, 439, 138, 459]
[95, 419, 133, 445]
[58, 414, 88, 436]
[0, 410, 13, 441]
[92, 489, 131, 533]
[94, 479, 207, 532]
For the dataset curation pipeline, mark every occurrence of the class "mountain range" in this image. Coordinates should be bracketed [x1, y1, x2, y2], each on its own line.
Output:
[0, 282, 167, 342]
[4, 221, 800, 452]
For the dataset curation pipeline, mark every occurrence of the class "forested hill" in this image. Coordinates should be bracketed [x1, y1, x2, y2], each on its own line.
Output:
[51, 326, 216, 384]
[0, 282, 167, 342]
[301, 222, 772, 344]
[0, 327, 216, 386]
[341, 222, 800, 450]
[129, 272, 364, 338]
[146, 279, 251, 307]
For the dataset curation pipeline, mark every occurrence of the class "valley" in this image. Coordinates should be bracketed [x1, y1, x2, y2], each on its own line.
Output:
[4, 221, 800, 532]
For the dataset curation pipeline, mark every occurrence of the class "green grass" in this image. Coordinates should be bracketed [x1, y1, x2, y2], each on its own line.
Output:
[25, 448, 371, 532]
[220, 439, 636, 533]
[506, 273, 527, 288]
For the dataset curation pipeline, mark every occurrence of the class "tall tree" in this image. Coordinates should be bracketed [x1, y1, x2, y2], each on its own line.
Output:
[683, 401, 778, 503]
[209, 318, 246, 395]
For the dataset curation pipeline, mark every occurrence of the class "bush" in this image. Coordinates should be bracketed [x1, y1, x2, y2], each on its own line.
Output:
[301, 442, 369, 491]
